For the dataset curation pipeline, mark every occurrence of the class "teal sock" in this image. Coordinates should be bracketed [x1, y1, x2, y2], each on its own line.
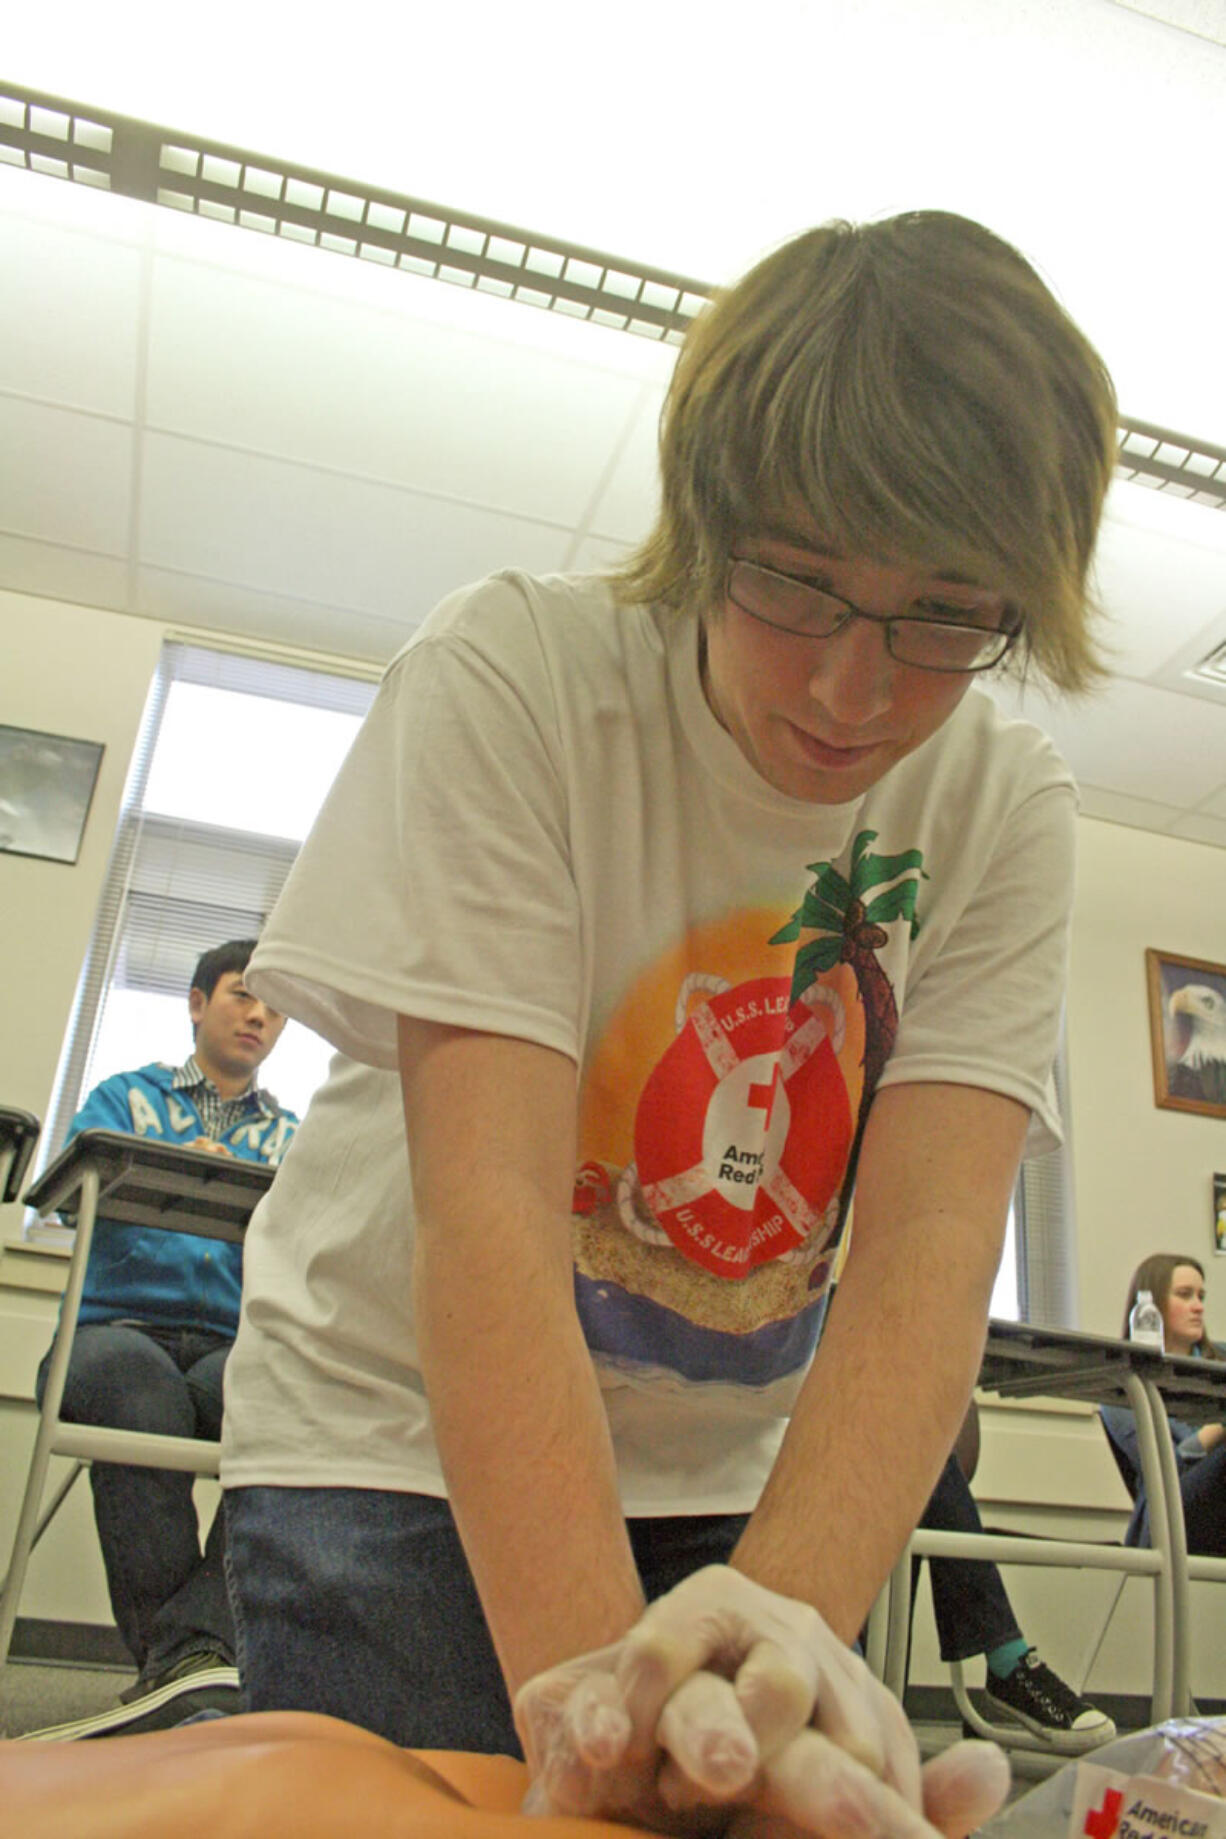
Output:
[986, 1638, 1029, 1681]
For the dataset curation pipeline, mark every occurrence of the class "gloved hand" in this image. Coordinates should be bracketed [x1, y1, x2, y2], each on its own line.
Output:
[721, 1734, 1010, 1839]
[514, 1566, 1010, 1838]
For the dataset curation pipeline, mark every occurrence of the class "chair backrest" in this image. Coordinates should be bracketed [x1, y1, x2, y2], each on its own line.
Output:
[0, 1107, 41, 1204]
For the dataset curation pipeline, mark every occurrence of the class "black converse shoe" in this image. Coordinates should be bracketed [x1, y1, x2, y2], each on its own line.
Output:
[983, 1648, 1115, 1754]
[17, 1649, 240, 1742]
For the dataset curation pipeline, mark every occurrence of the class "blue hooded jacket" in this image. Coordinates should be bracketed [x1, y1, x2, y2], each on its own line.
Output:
[67, 1063, 298, 1337]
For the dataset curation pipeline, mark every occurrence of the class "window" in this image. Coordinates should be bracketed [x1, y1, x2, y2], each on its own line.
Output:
[1012, 1037, 1079, 1325]
[39, 642, 377, 1201]
[990, 1208, 1020, 1320]
[988, 1039, 1077, 1326]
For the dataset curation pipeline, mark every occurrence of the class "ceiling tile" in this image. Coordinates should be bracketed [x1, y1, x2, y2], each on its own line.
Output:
[147, 196, 678, 386]
[0, 397, 132, 551]
[144, 256, 646, 525]
[1095, 498, 1226, 680]
[1167, 812, 1226, 850]
[137, 433, 571, 622]
[1076, 785, 1186, 832]
[1200, 784, 1226, 821]
[135, 568, 406, 665]
[565, 535, 636, 573]
[0, 531, 130, 613]
[0, 211, 144, 418]
[584, 384, 667, 544]
[988, 674, 1226, 809]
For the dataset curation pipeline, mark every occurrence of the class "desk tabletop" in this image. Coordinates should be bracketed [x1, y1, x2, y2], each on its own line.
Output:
[24, 1129, 274, 1245]
[981, 1317, 1226, 1423]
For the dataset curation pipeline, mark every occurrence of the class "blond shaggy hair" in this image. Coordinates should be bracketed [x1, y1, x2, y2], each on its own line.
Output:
[614, 211, 1118, 693]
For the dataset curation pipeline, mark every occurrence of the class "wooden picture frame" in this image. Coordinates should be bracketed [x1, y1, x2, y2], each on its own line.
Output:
[1146, 948, 1226, 1119]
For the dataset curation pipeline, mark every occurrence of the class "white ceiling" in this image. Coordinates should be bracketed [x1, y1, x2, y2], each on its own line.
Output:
[1, 0, 1225, 847]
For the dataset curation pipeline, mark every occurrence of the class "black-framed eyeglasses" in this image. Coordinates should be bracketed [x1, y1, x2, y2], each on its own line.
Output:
[725, 558, 1021, 674]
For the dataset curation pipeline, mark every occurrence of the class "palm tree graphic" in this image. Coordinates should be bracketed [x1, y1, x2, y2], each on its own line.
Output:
[771, 828, 927, 1101]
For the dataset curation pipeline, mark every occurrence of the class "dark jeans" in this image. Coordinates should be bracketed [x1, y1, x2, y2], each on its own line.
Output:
[1132, 1443, 1226, 1555]
[224, 1486, 748, 1754]
[917, 1453, 1022, 1663]
[36, 1323, 236, 1679]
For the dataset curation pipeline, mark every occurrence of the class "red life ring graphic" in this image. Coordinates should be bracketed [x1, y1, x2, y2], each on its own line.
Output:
[633, 976, 854, 1279]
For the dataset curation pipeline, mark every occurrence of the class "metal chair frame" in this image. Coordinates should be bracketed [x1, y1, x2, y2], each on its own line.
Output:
[865, 1368, 1182, 1750]
[0, 1131, 270, 1666]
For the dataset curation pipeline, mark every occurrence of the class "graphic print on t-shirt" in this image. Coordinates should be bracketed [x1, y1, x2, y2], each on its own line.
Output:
[631, 974, 853, 1278]
[572, 831, 923, 1391]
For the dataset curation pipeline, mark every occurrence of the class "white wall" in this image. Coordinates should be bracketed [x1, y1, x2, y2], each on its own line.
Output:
[3, 588, 1226, 1705]
[0, 588, 165, 1240]
[1066, 820, 1226, 1338]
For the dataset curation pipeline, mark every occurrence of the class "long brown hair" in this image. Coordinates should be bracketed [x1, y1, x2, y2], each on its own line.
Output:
[1122, 1253, 1220, 1357]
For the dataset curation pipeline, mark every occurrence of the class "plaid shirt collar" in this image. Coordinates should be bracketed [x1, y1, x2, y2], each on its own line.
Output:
[170, 1055, 280, 1123]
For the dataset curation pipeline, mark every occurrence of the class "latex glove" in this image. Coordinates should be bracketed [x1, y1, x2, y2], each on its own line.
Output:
[515, 1566, 1007, 1835]
[725, 1734, 1011, 1839]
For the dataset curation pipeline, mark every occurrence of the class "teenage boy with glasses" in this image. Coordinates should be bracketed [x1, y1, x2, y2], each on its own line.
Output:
[221, 211, 1119, 1836]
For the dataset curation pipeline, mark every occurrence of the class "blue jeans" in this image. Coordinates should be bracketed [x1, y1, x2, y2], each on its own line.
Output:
[1132, 1443, 1226, 1555]
[224, 1486, 748, 1754]
[36, 1324, 235, 1679]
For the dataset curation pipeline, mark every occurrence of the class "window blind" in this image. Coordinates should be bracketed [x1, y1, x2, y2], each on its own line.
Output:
[1016, 1035, 1079, 1326]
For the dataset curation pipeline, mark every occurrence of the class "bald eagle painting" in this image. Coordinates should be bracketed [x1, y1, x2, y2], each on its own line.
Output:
[1148, 949, 1226, 1118]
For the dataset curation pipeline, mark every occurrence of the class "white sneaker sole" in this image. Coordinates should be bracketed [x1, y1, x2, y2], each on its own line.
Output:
[982, 1694, 1116, 1754]
[17, 1666, 241, 1742]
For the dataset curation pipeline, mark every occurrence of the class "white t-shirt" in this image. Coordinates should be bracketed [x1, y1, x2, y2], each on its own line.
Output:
[222, 570, 1075, 1512]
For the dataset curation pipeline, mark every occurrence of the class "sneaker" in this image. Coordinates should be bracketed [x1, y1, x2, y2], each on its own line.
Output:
[983, 1649, 1116, 1754]
[116, 1648, 233, 1705]
[17, 1649, 241, 1743]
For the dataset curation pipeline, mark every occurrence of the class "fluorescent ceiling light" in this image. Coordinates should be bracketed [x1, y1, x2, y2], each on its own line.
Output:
[3, 78, 1225, 513]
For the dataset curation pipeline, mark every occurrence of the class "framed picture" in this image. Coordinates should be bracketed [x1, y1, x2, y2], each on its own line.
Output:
[1215, 1174, 1226, 1257]
[0, 724, 104, 866]
[1146, 948, 1226, 1119]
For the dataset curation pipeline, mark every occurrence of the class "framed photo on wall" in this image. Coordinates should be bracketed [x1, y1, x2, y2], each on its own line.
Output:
[1215, 1174, 1226, 1257]
[1146, 948, 1226, 1119]
[0, 723, 104, 866]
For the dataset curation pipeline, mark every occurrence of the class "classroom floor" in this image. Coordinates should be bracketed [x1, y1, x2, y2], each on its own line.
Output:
[0, 1656, 136, 1738]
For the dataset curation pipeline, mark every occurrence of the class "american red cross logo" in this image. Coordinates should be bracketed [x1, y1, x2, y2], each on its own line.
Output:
[1084, 1787, 1123, 1839]
[747, 1063, 783, 1131]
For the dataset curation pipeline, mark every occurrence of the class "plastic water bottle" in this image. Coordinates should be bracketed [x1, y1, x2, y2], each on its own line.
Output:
[1129, 1289, 1165, 1350]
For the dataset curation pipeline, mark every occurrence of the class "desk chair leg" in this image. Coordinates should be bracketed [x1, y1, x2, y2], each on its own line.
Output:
[0, 1418, 74, 1666]
[1142, 1376, 1194, 1718]
[0, 1168, 99, 1667]
[0, 1461, 87, 1599]
[950, 1661, 1001, 1743]
[864, 1586, 890, 1681]
[882, 1545, 914, 1703]
[1125, 1368, 1177, 1724]
[1070, 1573, 1128, 1698]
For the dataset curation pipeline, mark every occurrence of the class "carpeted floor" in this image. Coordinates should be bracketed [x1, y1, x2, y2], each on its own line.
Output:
[0, 1657, 136, 1739]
